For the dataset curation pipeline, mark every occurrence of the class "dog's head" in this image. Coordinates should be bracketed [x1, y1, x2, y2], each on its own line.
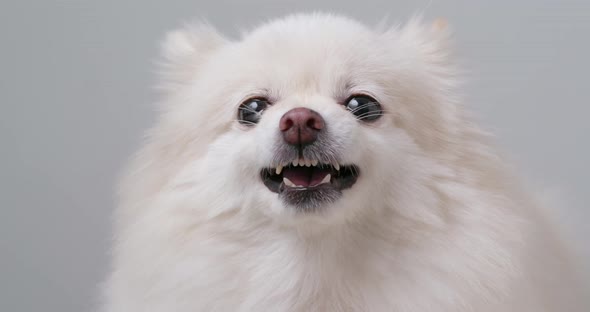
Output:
[150, 14, 458, 226]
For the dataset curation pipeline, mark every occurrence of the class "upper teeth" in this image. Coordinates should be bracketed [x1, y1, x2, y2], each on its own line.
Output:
[282, 158, 341, 170]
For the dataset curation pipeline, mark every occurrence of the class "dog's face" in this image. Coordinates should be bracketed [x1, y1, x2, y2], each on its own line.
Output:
[157, 14, 455, 226]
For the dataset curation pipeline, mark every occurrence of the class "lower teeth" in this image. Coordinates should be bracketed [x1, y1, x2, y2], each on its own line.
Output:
[282, 174, 331, 188]
[318, 174, 331, 185]
[283, 177, 296, 187]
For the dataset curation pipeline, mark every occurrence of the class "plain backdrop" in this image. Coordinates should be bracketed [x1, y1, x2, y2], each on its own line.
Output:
[1, 1, 588, 311]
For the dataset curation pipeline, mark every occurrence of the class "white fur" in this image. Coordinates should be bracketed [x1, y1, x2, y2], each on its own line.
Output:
[102, 13, 588, 311]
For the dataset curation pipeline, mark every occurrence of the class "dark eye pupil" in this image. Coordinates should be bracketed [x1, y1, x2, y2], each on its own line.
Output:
[346, 96, 382, 122]
[238, 99, 268, 126]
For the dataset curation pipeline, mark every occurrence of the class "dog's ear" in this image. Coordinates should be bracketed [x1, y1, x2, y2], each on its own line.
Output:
[382, 17, 460, 153]
[398, 16, 453, 66]
[158, 23, 227, 91]
[431, 17, 449, 32]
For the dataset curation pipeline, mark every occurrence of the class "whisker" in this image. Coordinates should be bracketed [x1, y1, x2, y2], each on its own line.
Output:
[233, 119, 257, 126]
[356, 112, 384, 118]
[355, 111, 387, 120]
[239, 106, 262, 114]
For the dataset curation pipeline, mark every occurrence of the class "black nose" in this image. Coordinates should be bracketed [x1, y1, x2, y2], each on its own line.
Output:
[279, 107, 325, 146]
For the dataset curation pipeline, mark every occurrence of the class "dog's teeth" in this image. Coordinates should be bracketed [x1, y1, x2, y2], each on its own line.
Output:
[276, 165, 283, 175]
[283, 177, 296, 187]
[292, 160, 298, 167]
[320, 174, 331, 185]
[311, 159, 318, 166]
[305, 159, 311, 167]
[333, 163, 340, 171]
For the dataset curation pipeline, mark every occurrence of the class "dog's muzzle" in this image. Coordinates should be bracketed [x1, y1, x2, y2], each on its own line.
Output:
[260, 107, 359, 212]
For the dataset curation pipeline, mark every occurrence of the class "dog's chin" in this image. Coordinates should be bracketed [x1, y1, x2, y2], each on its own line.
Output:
[260, 162, 359, 212]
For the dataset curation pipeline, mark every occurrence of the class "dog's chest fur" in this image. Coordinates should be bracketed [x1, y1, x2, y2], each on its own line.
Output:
[119, 215, 521, 312]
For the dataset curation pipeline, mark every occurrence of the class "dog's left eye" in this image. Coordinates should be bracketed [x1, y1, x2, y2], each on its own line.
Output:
[238, 98, 270, 126]
[345, 95, 383, 122]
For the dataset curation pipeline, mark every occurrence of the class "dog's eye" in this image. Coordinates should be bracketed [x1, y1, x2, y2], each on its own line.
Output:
[238, 98, 270, 126]
[345, 95, 383, 122]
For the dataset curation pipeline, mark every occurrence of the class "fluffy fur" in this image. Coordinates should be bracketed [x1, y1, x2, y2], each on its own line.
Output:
[103, 13, 587, 311]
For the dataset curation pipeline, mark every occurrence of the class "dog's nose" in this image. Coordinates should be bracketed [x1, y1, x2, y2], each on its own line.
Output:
[279, 107, 325, 146]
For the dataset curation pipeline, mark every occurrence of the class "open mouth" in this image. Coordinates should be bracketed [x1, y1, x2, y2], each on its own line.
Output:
[261, 159, 359, 210]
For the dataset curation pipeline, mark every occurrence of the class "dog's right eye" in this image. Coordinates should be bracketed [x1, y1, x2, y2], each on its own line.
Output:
[238, 98, 270, 126]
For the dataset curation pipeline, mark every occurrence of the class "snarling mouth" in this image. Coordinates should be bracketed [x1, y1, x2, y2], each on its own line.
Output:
[261, 159, 359, 211]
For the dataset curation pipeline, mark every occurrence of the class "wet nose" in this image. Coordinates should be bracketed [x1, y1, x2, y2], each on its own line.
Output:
[279, 107, 325, 146]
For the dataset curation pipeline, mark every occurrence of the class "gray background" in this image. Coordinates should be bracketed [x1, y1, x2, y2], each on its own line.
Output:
[1, 1, 588, 311]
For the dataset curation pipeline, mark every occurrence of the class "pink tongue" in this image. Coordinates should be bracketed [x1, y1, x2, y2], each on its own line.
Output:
[283, 167, 330, 187]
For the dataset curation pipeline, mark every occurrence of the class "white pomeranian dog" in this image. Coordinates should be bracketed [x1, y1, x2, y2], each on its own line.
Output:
[102, 13, 587, 311]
